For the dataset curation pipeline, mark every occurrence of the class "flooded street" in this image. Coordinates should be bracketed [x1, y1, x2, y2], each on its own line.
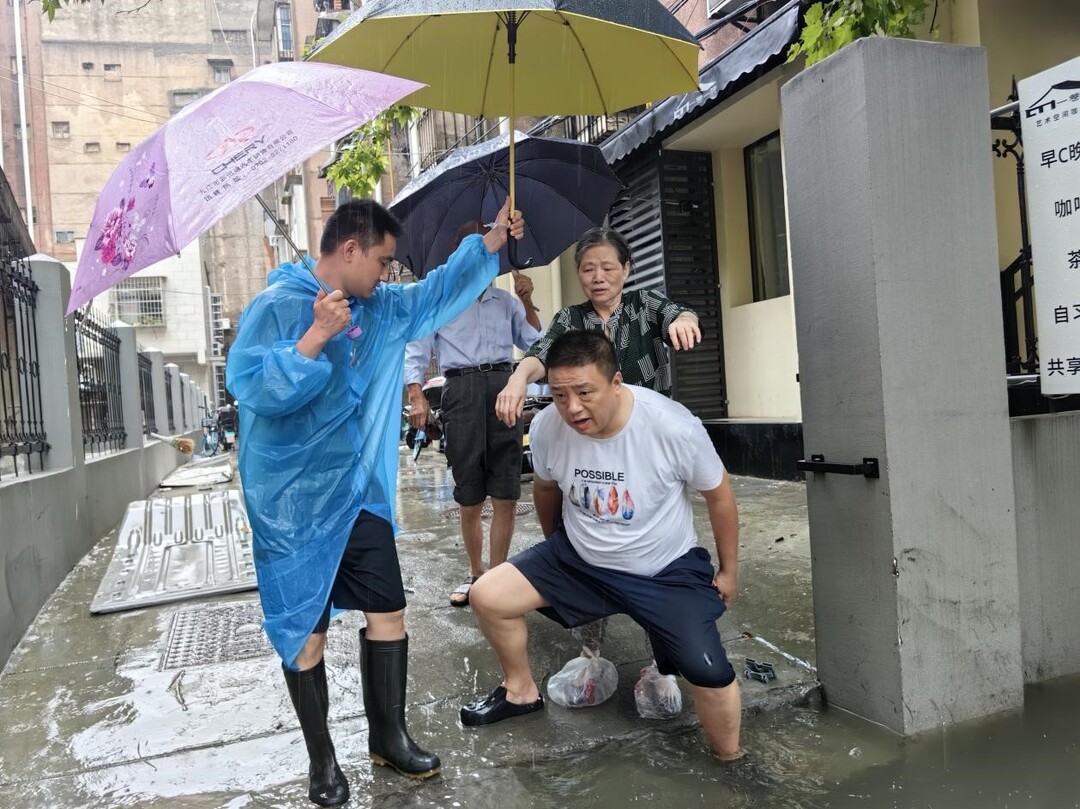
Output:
[1, 449, 1078, 807]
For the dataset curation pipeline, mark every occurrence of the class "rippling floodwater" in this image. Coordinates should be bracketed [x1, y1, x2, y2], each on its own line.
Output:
[377, 675, 1080, 809]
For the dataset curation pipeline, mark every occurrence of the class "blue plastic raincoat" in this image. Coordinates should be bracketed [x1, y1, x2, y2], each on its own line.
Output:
[226, 235, 498, 667]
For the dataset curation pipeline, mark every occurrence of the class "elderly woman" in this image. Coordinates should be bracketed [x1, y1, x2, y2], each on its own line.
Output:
[495, 226, 701, 426]
[494, 226, 703, 713]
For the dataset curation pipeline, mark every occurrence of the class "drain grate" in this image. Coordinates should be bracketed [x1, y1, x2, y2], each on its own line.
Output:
[160, 601, 272, 670]
[442, 501, 534, 520]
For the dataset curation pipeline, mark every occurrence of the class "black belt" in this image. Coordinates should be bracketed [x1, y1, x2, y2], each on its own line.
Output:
[444, 362, 513, 378]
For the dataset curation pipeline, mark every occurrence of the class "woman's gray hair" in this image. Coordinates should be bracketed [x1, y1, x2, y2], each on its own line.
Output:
[574, 227, 632, 268]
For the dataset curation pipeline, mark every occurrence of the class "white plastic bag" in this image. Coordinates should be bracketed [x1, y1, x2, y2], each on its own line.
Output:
[546, 646, 618, 708]
[634, 661, 683, 719]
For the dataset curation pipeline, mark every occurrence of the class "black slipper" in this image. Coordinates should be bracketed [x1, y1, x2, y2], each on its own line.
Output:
[449, 576, 479, 607]
[460, 685, 544, 727]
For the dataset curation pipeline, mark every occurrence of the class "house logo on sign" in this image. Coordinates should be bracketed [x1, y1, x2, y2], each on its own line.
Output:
[1024, 79, 1080, 128]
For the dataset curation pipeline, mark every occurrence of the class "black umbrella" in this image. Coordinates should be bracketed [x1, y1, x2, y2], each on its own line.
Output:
[310, 0, 698, 269]
[390, 133, 622, 277]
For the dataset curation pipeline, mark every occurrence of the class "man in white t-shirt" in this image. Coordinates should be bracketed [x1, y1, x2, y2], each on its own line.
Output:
[459, 330, 743, 761]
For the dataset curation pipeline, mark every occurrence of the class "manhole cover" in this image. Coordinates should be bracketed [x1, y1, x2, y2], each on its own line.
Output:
[442, 502, 534, 520]
[160, 601, 272, 670]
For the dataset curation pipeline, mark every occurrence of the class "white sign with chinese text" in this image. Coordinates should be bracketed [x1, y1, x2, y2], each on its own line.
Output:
[1019, 56, 1080, 394]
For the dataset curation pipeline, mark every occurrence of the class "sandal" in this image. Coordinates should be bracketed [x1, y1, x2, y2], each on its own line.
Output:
[449, 576, 480, 608]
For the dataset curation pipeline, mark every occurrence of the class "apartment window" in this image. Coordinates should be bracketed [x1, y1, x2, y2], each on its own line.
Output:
[171, 90, 202, 109]
[13, 122, 29, 142]
[112, 277, 166, 327]
[85, 141, 101, 153]
[82, 62, 94, 71]
[116, 141, 131, 152]
[104, 63, 121, 80]
[51, 121, 71, 139]
[209, 59, 233, 83]
[745, 132, 790, 302]
[277, 4, 294, 60]
[55, 230, 75, 244]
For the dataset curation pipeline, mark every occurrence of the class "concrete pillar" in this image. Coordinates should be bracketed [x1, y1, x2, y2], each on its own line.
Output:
[143, 349, 167, 436]
[27, 256, 83, 472]
[165, 363, 181, 434]
[781, 38, 1023, 734]
[112, 323, 144, 450]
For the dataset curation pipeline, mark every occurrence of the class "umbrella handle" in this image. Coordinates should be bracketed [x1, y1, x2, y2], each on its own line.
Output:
[507, 237, 533, 270]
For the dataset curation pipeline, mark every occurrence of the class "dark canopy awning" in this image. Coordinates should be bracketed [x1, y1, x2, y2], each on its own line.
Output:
[601, 0, 801, 164]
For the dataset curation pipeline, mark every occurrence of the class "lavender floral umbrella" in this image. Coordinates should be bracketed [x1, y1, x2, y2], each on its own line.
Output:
[66, 61, 423, 314]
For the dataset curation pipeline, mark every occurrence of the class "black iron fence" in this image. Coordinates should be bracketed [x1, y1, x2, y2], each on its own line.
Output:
[164, 365, 176, 433]
[0, 254, 47, 479]
[138, 351, 156, 436]
[991, 91, 1036, 376]
[178, 374, 187, 429]
[413, 110, 502, 173]
[72, 308, 126, 457]
[528, 108, 646, 146]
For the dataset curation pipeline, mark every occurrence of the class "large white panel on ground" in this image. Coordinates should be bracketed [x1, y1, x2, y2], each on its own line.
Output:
[90, 490, 255, 614]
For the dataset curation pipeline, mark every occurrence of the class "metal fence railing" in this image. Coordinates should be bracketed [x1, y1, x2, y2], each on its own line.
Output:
[179, 373, 187, 428]
[72, 307, 125, 457]
[164, 365, 176, 433]
[0, 254, 48, 479]
[138, 351, 156, 436]
[528, 108, 646, 146]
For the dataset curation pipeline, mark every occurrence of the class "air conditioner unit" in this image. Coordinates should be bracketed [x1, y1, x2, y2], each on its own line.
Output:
[707, 0, 744, 18]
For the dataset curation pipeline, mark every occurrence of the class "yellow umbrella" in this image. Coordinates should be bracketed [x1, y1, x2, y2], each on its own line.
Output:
[309, 0, 699, 267]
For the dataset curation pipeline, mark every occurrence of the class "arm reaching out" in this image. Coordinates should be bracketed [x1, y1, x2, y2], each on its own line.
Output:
[496, 356, 546, 427]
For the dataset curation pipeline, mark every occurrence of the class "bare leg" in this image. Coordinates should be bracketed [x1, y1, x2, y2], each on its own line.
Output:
[488, 497, 517, 568]
[459, 501, 486, 576]
[364, 609, 406, 641]
[469, 563, 548, 704]
[294, 631, 327, 670]
[690, 680, 743, 760]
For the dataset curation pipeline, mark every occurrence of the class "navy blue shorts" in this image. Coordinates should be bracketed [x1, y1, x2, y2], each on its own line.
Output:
[314, 510, 406, 632]
[509, 528, 736, 688]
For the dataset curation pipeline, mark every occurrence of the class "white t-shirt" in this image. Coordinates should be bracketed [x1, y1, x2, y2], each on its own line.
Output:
[529, 385, 725, 577]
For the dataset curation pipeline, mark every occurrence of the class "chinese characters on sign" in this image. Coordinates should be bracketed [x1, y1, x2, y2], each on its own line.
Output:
[1019, 58, 1080, 394]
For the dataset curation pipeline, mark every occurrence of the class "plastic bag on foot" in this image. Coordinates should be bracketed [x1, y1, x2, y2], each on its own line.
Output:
[634, 661, 682, 719]
[546, 646, 618, 708]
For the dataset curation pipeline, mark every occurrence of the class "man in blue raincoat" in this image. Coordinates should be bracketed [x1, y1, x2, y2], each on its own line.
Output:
[227, 197, 523, 806]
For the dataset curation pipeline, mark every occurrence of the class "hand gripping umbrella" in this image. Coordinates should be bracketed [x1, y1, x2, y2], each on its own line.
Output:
[66, 61, 424, 314]
[389, 132, 622, 277]
[309, 0, 699, 269]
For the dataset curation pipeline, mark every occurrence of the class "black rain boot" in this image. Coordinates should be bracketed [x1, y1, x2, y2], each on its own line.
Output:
[359, 629, 441, 779]
[282, 660, 350, 807]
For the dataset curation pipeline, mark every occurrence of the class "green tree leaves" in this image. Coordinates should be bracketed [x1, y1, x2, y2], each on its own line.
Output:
[325, 106, 419, 200]
[788, 0, 941, 66]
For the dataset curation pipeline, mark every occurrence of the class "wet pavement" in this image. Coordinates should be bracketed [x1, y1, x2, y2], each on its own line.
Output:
[0, 447, 817, 807]
[3, 448, 1077, 807]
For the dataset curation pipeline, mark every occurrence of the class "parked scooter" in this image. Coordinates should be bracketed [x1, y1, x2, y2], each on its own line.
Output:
[404, 376, 445, 461]
[199, 408, 221, 457]
[216, 404, 238, 452]
[403, 374, 551, 475]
